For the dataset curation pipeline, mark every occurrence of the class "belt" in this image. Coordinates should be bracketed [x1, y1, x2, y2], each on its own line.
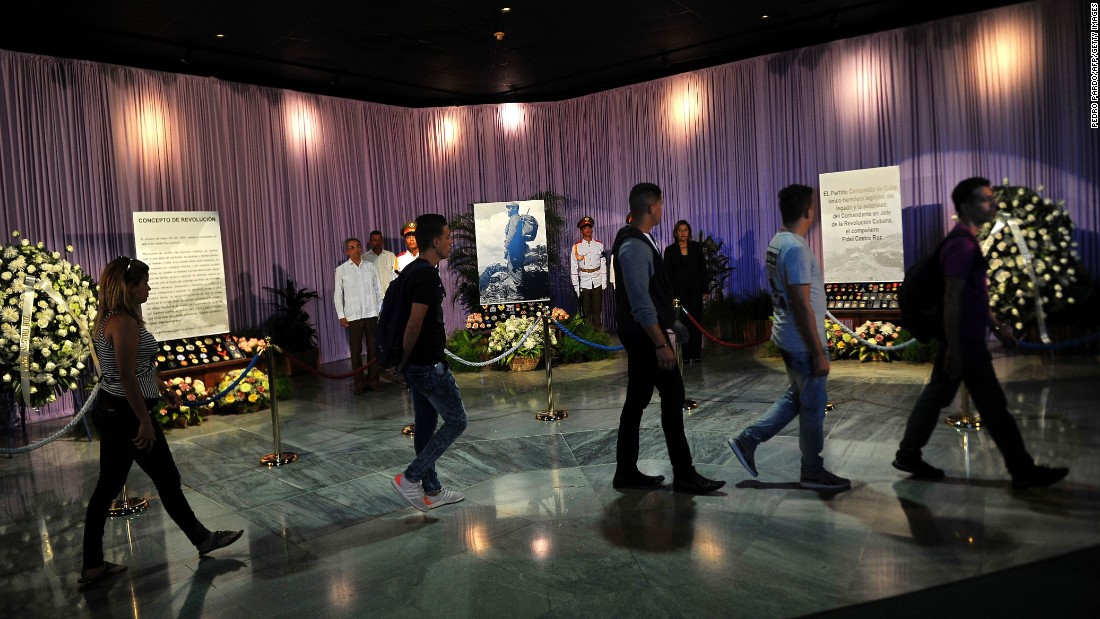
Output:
[579, 267, 601, 273]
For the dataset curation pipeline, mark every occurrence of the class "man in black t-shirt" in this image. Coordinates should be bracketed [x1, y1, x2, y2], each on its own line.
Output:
[390, 214, 468, 512]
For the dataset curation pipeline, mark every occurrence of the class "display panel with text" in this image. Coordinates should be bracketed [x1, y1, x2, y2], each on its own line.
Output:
[818, 166, 905, 284]
[132, 212, 230, 340]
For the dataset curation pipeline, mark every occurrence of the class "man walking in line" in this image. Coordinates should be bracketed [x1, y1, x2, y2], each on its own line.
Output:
[390, 214, 467, 511]
[892, 177, 1068, 488]
[611, 182, 725, 494]
[727, 184, 850, 491]
[334, 237, 383, 394]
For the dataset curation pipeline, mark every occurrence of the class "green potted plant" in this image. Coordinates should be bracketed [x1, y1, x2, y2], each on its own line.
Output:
[698, 231, 735, 302]
[263, 278, 320, 375]
[446, 329, 487, 373]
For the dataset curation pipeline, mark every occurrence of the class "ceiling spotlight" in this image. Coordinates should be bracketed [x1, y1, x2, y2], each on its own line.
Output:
[329, 74, 341, 86]
[494, 31, 505, 41]
[660, 55, 671, 69]
[761, 15, 769, 20]
[179, 49, 193, 65]
[829, 14, 840, 29]
[501, 7, 511, 13]
[215, 33, 225, 38]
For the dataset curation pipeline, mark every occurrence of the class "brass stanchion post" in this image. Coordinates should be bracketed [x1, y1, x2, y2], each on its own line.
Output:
[260, 339, 298, 466]
[945, 385, 982, 431]
[108, 485, 148, 517]
[674, 299, 699, 412]
[536, 311, 567, 421]
[946, 386, 980, 479]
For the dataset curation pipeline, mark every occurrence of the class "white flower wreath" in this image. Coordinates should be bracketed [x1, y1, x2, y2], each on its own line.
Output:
[0, 231, 97, 406]
[980, 183, 1078, 331]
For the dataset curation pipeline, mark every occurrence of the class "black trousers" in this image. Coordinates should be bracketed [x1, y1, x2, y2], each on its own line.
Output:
[348, 316, 380, 388]
[579, 287, 604, 331]
[616, 328, 693, 476]
[678, 292, 704, 361]
[899, 342, 1034, 476]
[82, 393, 209, 570]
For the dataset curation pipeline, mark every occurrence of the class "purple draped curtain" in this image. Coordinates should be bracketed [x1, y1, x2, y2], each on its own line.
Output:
[1, 1, 1096, 421]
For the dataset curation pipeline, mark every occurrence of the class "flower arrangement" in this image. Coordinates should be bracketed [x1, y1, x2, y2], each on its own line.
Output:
[214, 367, 270, 414]
[233, 336, 265, 355]
[550, 307, 570, 322]
[0, 231, 97, 407]
[824, 317, 854, 360]
[486, 315, 556, 366]
[982, 182, 1078, 330]
[850, 320, 902, 362]
[465, 313, 485, 330]
[154, 376, 214, 427]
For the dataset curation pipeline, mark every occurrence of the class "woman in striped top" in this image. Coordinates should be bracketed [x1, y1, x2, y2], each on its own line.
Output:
[80, 257, 242, 587]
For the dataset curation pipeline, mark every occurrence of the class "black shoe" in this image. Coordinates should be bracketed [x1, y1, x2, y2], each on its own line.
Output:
[1012, 465, 1069, 489]
[673, 470, 726, 494]
[799, 468, 851, 491]
[612, 470, 665, 489]
[892, 457, 945, 480]
[197, 530, 244, 556]
[727, 437, 758, 477]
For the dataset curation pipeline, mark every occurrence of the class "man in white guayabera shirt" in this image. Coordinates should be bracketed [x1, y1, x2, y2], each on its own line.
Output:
[335, 237, 383, 394]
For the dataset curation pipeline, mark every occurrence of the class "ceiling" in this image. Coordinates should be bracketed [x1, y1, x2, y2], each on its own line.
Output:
[1, 1, 1021, 107]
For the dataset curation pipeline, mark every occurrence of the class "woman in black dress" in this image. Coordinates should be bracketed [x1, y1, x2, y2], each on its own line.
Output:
[663, 220, 711, 363]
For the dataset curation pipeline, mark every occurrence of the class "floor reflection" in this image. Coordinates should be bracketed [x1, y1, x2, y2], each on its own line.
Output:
[1, 348, 1097, 617]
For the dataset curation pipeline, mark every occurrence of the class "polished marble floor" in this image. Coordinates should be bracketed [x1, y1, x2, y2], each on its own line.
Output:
[2, 344, 1098, 618]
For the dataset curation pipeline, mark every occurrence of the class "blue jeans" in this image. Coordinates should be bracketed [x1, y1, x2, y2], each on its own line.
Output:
[404, 361, 467, 493]
[737, 349, 827, 475]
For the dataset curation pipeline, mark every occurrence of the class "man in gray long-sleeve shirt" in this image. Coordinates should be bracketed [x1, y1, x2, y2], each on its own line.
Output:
[609, 182, 725, 495]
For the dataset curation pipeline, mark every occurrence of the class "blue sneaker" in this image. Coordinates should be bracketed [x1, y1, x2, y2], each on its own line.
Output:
[727, 437, 758, 477]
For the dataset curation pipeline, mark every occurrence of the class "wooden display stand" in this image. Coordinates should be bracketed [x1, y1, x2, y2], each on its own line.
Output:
[829, 309, 902, 329]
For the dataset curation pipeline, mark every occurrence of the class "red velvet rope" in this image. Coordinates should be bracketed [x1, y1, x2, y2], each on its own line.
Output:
[282, 352, 377, 379]
[681, 310, 771, 349]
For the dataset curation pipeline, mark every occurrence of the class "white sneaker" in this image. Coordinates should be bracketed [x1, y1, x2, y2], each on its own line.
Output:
[392, 473, 428, 511]
[422, 488, 464, 510]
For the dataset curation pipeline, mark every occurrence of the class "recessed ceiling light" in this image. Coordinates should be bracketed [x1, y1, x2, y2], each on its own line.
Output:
[215, 33, 225, 38]
[761, 15, 769, 20]
[501, 7, 511, 13]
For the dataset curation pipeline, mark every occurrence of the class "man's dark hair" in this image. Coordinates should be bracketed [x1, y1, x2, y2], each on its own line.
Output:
[344, 237, 361, 250]
[951, 177, 991, 213]
[414, 214, 448, 249]
[369, 230, 382, 238]
[778, 184, 814, 225]
[628, 182, 662, 217]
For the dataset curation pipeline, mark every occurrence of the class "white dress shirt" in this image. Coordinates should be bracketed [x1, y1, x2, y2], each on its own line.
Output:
[364, 249, 397, 296]
[395, 250, 419, 273]
[334, 258, 382, 321]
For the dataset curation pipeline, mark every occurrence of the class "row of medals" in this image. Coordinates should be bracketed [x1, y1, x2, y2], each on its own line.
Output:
[156, 336, 244, 370]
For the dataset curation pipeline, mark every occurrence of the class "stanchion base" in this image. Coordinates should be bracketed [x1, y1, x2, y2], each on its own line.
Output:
[108, 497, 149, 517]
[401, 424, 415, 436]
[945, 415, 981, 431]
[683, 399, 699, 412]
[260, 452, 299, 466]
[536, 409, 568, 422]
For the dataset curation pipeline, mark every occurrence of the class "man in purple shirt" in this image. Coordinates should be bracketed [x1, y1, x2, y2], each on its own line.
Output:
[893, 177, 1068, 488]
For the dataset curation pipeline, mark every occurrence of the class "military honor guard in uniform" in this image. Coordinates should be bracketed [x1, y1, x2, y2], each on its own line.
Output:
[394, 221, 419, 273]
[570, 216, 607, 330]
